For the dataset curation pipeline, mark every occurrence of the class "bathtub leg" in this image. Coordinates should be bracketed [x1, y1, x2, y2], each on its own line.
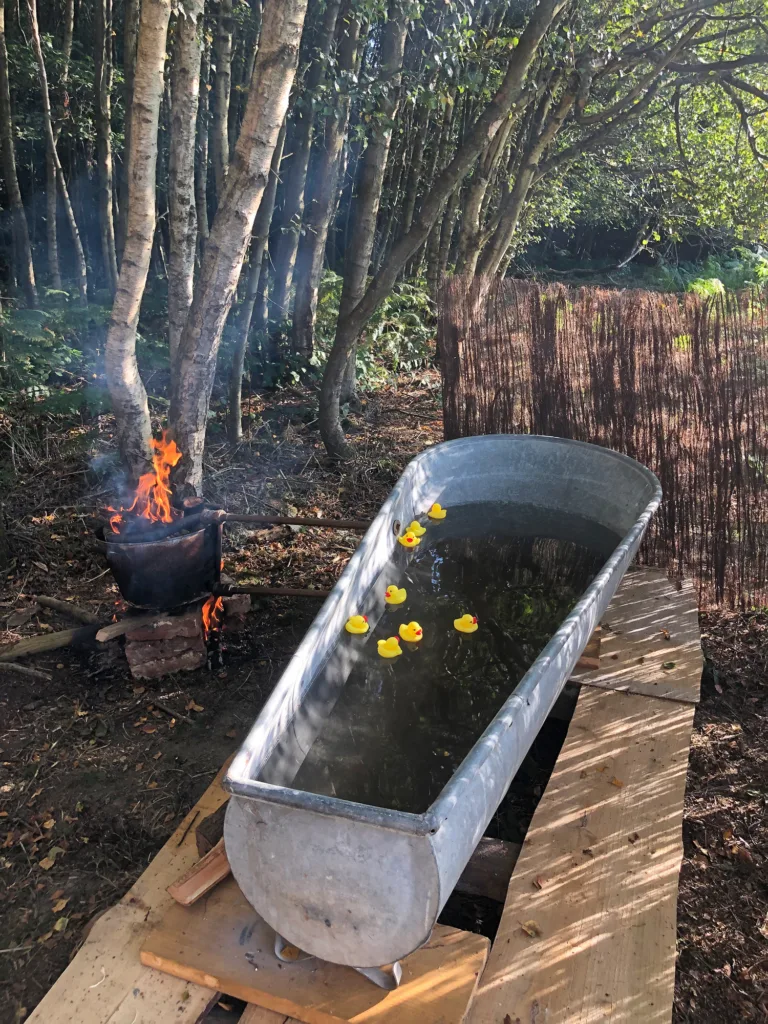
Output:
[354, 962, 402, 990]
[274, 931, 314, 963]
[274, 931, 401, 990]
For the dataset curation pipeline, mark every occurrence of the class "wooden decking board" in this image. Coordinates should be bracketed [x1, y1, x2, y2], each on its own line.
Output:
[141, 875, 488, 1024]
[28, 569, 699, 1024]
[469, 687, 695, 1024]
[571, 571, 702, 703]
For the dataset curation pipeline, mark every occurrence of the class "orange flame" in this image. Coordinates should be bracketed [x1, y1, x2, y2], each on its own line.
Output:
[107, 432, 183, 534]
[202, 595, 224, 639]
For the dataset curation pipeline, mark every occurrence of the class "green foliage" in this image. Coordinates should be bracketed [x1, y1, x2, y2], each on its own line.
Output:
[0, 295, 111, 416]
[313, 272, 435, 386]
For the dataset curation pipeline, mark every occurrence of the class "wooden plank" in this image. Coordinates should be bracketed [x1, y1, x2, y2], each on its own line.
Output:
[167, 839, 231, 906]
[238, 1006, 296, 1024]
[26, 762, 234, 1024]
[141, 875, 489, 1024]
[571, 569, 702, 703]
[469, 686, 695, 1024]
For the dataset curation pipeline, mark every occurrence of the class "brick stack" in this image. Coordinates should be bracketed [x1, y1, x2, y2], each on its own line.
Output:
[123, 592, 252, 680]
[124, 607, 207, 680]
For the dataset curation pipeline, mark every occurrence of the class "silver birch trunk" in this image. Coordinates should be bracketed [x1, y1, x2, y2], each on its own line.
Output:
[168, 0, 204, 365]
[170, 0, 308, 494]
[105, 0, 172, 480]
[211, 0, 233, 198]
[26, 0, 88, 305]
[95, 0, 118, 295]
[0, 0, 37, 305]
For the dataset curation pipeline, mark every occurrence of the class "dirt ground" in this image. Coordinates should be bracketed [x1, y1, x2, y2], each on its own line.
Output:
[0, 378, 766, 1023]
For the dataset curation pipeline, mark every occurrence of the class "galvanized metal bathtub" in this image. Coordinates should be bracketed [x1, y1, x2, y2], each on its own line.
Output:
[223, 435, 661, 970]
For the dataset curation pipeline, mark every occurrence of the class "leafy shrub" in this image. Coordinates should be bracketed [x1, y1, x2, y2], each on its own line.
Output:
[0, 293, 111, 415]
[313, 272, 435, 386]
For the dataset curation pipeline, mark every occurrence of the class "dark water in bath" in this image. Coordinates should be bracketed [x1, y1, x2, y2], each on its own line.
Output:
[259, 502, 619, 814]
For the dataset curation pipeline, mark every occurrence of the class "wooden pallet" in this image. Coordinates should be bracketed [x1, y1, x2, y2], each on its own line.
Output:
[27, 568, 700, 1024]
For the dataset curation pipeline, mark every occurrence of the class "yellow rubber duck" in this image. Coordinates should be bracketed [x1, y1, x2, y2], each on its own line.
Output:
[345, 614, 369, 635]
[398, 530, 421, 548]
[377, 636, 402, 659]
[399, 621, 423, 643]
[384, 585, 407, 605]
[427, 503, 447, 520]
[454, 614, 478, 634]
[406, 520, 426, 537]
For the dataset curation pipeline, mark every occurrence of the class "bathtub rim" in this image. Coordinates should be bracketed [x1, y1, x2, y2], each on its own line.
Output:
[223, 434, 662, 835]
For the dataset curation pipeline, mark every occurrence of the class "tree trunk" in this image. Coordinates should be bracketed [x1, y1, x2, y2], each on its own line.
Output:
[227, 120, 286, 444]
[168, 0, 204, 365]
[43, 0, 73, 292]
[0, 0, 37, 305]
[211, 0, 233, 199]
[27, 0, 88, 305]
[95, 0, 118, 295]
[335, 2, 408, 406]
[105, 0, 172, 480]
[195, 34, 211, 251]
[291, 7, 360, 360]
[170, 0, 308, 494]
[400, 107, 429, 236]
[117, 0, 141, 262]
[318, 0, 568, 459]
[45, 153, 61, 287]
[455, 114, 515, 275]
[269, 0, 341, 326]
[478, 90, 576, 277]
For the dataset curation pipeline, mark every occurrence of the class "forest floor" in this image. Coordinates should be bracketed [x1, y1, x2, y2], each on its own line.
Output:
[0, 375, 765, 1023]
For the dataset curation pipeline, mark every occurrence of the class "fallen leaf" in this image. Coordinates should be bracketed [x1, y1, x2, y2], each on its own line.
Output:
[153, 751, 163, 760]
[52, 898, 69, 913]
[42, 819, 55, 830]
[50, 889, 64, 900]
[758, 912, 768, 940]
[6, 604, 40, 628]
[225, 728, 237, 739]
[53, 916, 68, 933]
[32, 561, 48, 573]
[723, 828, 734, 842]
[279, 944, 302, 961]
[141, 725, 156, 735]
[533, 875, 546, 890]
[520, 919, 541, 938]
[38, 857, 55, 871]
[595, 765, 608, 773]
[36, 931, 53, 944]
[185, 700, 204, 713]
[692, 838, 710, 859]
[132, 686, 146, 694]
[180, 991, 190, 1003]
[135, 763, 144, 772]
[628, 832, 640, 844]
[662, 661, 676, 670]
[715, 682, 723, 694]
[660, 628, 671, 640]
[610, 777, 624, 788]
[147, 781, 158, 790]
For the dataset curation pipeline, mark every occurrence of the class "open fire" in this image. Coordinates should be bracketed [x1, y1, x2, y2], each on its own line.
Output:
[107, 431, 183, 535]
[202, 594, 225, 639]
